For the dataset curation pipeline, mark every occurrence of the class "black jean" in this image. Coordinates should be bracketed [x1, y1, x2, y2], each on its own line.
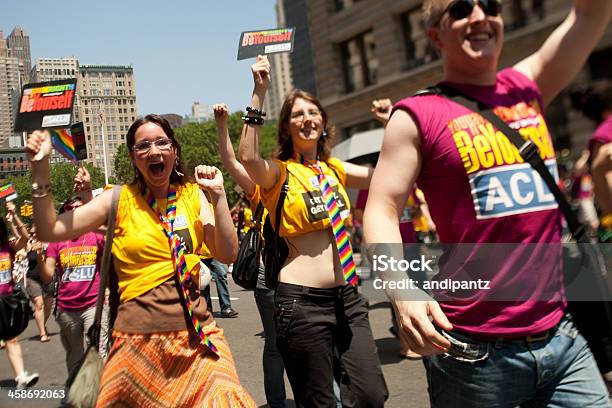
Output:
[255, 283, 287, 408]
[274, 282, 388, 408]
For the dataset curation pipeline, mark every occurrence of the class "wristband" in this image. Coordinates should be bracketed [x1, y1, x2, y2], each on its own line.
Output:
[246, 106, 266, 117]
[242, 115, 264, 126]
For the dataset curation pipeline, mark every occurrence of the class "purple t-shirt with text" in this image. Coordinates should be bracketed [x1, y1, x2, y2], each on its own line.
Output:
[46, 232, 104, 311]
[393, 68, 565, 336]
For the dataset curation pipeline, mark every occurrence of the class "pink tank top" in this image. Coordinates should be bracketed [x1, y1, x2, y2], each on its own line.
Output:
[393, 68, 565, 336]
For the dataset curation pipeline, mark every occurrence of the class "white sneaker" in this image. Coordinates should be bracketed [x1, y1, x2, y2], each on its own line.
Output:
[15, 371, 39, 389]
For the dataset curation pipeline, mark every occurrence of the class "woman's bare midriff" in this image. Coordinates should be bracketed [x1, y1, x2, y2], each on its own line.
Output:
[278, 228, 347, 288]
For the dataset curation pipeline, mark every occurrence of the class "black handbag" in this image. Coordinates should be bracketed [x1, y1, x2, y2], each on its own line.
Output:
[232, 203, 265, 290]
[433, 84, 612, 374]
[66, 185, 122, 408]
[262, 172, 290, 289]
[0, 277, 31, 341]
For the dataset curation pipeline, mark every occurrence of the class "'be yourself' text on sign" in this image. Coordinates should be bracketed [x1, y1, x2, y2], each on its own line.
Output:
[237, 27, 295, 60]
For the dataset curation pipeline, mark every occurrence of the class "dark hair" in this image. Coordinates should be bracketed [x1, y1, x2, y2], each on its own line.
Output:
[569, 81, 612, 124]
[125, 114, 188, 188]
[0, 218, 7, 246]
[274, 89, 335, 162]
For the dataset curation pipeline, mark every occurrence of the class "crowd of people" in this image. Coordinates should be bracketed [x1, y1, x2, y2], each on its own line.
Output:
[1, 0, 611, 407]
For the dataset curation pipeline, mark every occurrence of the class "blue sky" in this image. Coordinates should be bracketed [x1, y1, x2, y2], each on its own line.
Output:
[2, 0, 277, 116]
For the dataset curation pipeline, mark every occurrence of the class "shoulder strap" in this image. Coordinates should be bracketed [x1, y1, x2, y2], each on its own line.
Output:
[273, 173, 290, 241]
[435, 84, 586, 242]
[88, 185, 122, 346]
[253, 202, 264, 223]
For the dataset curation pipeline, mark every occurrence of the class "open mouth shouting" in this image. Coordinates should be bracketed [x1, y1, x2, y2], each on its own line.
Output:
[148, 161, 167, 178]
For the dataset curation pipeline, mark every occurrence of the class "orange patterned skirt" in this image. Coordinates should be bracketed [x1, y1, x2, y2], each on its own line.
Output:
[96, 321, 256, 407]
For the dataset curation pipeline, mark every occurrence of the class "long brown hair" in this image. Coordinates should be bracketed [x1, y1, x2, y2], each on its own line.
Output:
[274, 89, 335, 162]
[125, 114, 189, 189]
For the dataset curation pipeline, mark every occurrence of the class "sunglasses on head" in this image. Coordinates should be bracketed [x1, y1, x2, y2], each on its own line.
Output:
[435, 0, 502, 26]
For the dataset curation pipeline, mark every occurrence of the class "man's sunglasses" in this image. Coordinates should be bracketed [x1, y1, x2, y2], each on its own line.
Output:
[435, 0, 502, 26]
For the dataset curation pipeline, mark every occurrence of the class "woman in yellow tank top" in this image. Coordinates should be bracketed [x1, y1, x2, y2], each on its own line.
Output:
[26, 115, 255, 407]
[239, 55, 388, 407]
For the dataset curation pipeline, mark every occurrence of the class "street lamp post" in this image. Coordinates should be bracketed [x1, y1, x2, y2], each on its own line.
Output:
[98, 99, 109, 186]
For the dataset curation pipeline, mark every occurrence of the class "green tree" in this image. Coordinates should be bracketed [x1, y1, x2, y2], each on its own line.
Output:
[113, 143, 134, 185]
[2, 162, 105, 222]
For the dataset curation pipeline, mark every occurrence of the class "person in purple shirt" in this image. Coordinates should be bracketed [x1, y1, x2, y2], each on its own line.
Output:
[365, 0, 612, 406]
[40, 195, 108, 383]
[571, 82, 612, 217]
[1, 212, 39, 389]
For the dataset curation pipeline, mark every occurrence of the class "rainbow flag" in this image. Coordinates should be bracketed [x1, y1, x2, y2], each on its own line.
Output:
[49, 128, 78, 163]
[0, 183, 17, 201]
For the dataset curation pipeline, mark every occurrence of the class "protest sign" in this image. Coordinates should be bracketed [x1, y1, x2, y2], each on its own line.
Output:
[237, 27, 295, 60]
[14, 79, 77, 132]
[0, 183, 17, 201]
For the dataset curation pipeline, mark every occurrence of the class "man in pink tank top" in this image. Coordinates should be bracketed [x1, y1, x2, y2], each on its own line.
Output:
[365, 1, 612, 406]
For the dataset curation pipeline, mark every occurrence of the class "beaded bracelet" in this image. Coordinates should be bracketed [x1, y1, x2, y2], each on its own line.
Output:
[246, 106, 266, 117]
[242, 115, 264, 126]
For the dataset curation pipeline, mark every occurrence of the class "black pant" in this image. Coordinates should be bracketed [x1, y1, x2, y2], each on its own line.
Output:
[274, 283, 388, 408]
[255, 283, 287, 408]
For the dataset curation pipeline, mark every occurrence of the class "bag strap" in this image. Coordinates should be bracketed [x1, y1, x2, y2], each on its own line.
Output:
[252, 202, 265, 231]
[88, 185, 122, 347]
[432, 84, 587, 243]
[273, 173, 290, 242]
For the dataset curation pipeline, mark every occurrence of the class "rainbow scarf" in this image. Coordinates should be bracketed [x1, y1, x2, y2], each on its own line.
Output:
[144, 185, 218, 354]
[49, 128, 78, 163]
[294, 153, 358, 286]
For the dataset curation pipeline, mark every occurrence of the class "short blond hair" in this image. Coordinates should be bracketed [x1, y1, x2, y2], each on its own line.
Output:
[422, 0, 450, 28]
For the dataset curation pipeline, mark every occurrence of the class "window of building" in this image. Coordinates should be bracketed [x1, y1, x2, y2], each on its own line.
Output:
[340, 30, 378, 93]
[401, 8, 438, 70]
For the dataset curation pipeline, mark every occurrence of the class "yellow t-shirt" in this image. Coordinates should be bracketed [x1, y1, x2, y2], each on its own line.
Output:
[260, 157, 350, 237]
[112, 183, 205, 303]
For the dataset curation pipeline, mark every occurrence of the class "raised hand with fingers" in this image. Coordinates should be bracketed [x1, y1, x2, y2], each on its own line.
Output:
[26, 130, 52, 162]
[251, 55, 271, 94]
[6, 201, 16, 214]
[73, 166, 92, 193]
[195, 165, 225, 195]
[213, 103, 229, 127]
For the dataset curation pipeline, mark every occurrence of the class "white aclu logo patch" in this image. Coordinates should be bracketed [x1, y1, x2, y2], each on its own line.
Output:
[469, 159, 559, 219]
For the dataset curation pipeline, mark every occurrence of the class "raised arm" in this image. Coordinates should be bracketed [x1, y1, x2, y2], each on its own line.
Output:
[343, 162, 374, 189]
[195, 165, 238, 264]
[364, 109, 451, 356]
[26, 130, 112, 242]
[5, 201, 29, 251]
[514, 1, 612, 106]
[214, 103, 256, 197]
[238, 55, 280, 190]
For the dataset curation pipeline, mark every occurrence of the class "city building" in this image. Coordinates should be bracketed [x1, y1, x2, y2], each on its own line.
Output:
[298, 0, 612, 163]
[282, 0, 316, 95]
[264, 1, 295, 121]
[0, 28, 31, 149]
[6, 27, 31, 76]
[184, 101, 211, 123]
[0, 147, 29, 181]
[78, 64, 137, 177]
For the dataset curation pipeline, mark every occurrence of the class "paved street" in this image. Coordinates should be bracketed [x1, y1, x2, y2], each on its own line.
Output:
[0, 276, 429, 408]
